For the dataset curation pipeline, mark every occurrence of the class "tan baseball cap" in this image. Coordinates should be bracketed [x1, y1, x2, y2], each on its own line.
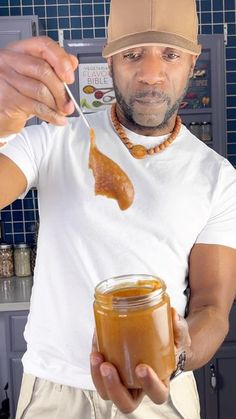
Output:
[103, 0, 201, 58]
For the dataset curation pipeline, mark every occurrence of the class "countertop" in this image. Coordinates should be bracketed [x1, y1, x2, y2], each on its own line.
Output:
[0, 276, 32, 311]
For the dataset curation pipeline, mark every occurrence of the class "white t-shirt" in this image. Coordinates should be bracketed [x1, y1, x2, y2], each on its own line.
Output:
[1, 109, 236, 390]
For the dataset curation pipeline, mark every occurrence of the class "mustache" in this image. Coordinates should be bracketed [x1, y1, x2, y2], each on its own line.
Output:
[132, 90, 170, 102]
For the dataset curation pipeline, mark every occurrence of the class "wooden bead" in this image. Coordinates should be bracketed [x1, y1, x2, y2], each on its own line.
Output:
[131, 145, 147, 159]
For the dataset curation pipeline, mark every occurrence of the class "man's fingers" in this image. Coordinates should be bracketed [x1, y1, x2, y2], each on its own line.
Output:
[90, 352, 108, 400]
[0, 37, 77, 131]
[6, 36, 77, 84]
[172, 308, 191, 352]
[135, 364, 170, 405]
[2, 49, 74, 115]
[2, 64, 57, 112]
[0, 81, 67, 126]
[99, 363, 143, 414]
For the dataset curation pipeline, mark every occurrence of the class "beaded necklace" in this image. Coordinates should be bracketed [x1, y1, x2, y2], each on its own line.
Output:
[110, 103, 182, 159]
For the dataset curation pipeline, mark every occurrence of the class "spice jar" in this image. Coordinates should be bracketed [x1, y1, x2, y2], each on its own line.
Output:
[14, 243, 32, 277]
[200, 122, 212, 142]
[0, 244, 14, 278]
[189, 121, 201, 138]
[94, 274, 175, 389]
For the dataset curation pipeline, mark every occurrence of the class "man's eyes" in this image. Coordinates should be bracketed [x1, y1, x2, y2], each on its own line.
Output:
[123, 52, 142, 60]
[122, 51, 181, 61]
[163, 52, 180, 61]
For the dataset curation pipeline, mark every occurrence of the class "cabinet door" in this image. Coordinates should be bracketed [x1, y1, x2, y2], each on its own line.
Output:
[10, 358, 24, 418]
[9, 314, 28, 352]
[203, 346, 236, 419]
[4, 311, 28, 419]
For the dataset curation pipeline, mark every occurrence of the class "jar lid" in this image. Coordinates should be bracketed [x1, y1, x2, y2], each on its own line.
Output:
[201, 121, 210, 125]
[0, 243, 12, 249]
[14, 243, 30, 248]
[189, 122, 200, 125]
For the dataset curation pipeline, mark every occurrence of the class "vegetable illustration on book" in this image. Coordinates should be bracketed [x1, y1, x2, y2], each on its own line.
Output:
[79, 63, 115, 112]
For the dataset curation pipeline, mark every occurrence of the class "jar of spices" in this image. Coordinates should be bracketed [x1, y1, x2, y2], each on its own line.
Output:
[14, 243, 32, 277]
[189, 122, 201, 138]
[0, 244, 14, 278]
[94, 274, 175, 389]
[201, 122, 212, 142]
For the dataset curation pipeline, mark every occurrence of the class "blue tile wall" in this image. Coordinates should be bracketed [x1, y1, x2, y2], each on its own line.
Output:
[0, 189, 39, 245]
[0, 0, 236, 244]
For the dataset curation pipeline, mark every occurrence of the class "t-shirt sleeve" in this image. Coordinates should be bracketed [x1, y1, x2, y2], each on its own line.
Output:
[196, 159, 236, 249]
[0, 123, 50, 197]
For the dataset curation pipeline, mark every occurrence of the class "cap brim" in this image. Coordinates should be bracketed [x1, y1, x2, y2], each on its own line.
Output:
[102, 31, 201, 57]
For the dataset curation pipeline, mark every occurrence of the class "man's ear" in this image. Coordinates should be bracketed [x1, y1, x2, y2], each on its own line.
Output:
[190, 66, 195, 78]
[107, 57, 113, 77]
[189, 55, 198, 78]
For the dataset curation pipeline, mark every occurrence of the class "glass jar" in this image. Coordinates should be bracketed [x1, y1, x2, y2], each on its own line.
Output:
[0, 244, 14, 278]
[31, 245, 37, 275]
[14, 243, 32, 277]
[94, 274, 175, 389]
[189, 121, 201, 138]
[200, 122, 212, 142]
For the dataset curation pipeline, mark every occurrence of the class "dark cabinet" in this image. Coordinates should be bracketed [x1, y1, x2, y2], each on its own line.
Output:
[194, 302, 236, 419]
[3, 311, 28, 419]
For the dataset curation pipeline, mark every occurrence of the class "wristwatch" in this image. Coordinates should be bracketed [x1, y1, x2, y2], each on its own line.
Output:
[170, 351, 186, 380]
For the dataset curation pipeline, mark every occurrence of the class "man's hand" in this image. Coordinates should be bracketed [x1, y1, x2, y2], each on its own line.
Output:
[0, 36, 78, 136]
[90, 309, 191, 414]
[172, 308, 192, 364]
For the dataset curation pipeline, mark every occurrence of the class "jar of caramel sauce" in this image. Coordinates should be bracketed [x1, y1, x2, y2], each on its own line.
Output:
[93, 274, 176, 389]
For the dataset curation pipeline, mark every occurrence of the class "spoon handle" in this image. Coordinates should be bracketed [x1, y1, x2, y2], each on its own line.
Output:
[58, 38, 90, 129]
[63, 82, 90, 129]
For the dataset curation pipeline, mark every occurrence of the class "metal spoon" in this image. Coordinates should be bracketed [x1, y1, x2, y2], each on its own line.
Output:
[63, 82, 90, 129]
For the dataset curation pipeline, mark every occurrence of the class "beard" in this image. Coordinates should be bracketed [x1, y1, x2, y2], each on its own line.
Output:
[111, 69, 191, 133]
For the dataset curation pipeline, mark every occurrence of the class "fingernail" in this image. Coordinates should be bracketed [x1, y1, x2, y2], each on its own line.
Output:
[65, 72, 75, 84]
[90, 355, 100, 367]
[63, 68, 74, 84]
[100, 364, 111, 377]
[136, 366, 147, 378]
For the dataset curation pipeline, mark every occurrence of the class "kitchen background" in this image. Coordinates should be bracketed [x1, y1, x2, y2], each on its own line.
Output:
[0, 0, 236, 245]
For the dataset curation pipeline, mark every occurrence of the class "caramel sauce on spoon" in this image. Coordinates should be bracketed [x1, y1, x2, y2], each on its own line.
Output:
[89, 128, 134, 210]
[62, 81, 134, 210]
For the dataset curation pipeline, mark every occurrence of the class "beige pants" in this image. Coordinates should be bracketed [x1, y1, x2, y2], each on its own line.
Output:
[16, 372, 200, 419]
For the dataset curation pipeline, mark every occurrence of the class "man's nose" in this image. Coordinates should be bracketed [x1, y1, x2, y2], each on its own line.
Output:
[137, 56, 166, 85]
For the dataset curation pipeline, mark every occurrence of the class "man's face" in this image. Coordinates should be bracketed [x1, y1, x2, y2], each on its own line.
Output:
[109, 46, 197, 132]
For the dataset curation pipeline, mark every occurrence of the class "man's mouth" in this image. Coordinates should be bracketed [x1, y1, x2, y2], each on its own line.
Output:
[133, 92, 168, 105]
[135, 97, 166, 104]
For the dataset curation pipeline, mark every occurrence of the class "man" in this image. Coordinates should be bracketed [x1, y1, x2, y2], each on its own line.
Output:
[0, 0, 236, 418]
